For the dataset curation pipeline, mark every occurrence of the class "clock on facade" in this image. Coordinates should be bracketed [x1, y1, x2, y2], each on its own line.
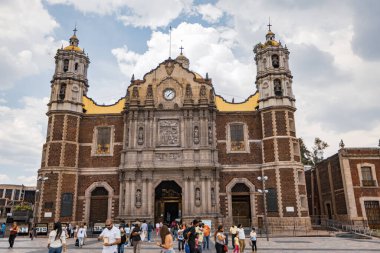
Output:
[163, 88, 176, 100]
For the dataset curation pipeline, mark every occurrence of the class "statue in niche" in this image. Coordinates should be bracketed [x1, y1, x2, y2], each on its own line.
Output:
[193, 126, 199, 144]
[135, 189, 142, 208]
[272, 54, 280, 68]
[195, 187, 201, 206]
[208, 126, 212, 144]
[199, 85, 207, 98]
[132, 86, 139, 99]
[211, 187, 216, 206]
[185, 84, 192, 98]
[146, 84, 153, 99]
[274, 79, 282, 96]
[209, 88, 214, 102]
[137, 127, 144, 145]
[59, 84, 66, 100]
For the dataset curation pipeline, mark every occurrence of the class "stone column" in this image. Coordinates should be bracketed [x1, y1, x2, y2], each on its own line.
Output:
[201, 179, 206, 214]
[190, 180, 195, 214]
[142, 179, 147, 216]
[148, 180, 153, 218]
[206, 179, 211, 214]
[131, 181, 136, 215]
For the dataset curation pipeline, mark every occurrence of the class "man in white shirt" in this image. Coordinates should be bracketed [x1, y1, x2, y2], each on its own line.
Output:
[98, 219, 121, 253]
[237, 224, 246, 253]
[141, 220, 148, 242]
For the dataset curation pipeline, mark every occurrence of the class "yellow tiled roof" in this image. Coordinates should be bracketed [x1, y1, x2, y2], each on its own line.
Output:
[215, 93, 259, 112]
[83, 96, 125, 114]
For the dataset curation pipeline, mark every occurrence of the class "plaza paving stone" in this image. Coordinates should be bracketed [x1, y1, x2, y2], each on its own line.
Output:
[0, 235, 380, 253]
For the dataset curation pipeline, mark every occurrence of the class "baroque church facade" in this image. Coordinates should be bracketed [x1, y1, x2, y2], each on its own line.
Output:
[35, 27, 310, 229]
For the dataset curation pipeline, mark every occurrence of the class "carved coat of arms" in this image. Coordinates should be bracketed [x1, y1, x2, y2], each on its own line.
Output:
[159, 120, 179, 146]
[165, 61, 175, 76]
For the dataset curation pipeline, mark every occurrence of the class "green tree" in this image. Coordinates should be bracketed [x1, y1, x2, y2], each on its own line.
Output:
[299, 137, 329, 166]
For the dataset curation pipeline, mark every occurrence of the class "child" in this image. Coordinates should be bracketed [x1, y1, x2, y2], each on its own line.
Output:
[250, 227, 257, 252]
[177, 227, 185, 252]
[233, 234, 239, 253]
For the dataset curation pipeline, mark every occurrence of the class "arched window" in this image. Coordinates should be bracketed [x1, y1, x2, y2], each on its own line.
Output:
[274, 79, 282, 96]
[59, 83, 66, 100]
[272, 54, 279, 68]
[63, 59, 69, 72]
[74, 62, 79, 71]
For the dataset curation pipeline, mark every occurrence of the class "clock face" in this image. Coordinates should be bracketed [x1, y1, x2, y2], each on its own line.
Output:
[163, 88, 175, 100]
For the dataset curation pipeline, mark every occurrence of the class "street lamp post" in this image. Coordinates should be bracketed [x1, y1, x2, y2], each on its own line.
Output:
[257, 175, 269, 241]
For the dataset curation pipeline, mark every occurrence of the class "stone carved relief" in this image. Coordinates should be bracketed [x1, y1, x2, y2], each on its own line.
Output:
[155, 152, 181, 161]
[132, 86, 139, 99]
[193, 126, 199, 144]
[137, 127, 144, 145]
[185, 84, 192, 98]
[135, 189, 142, 208]
[146, 84, 153, 99]
[72, 85, 79, 102]
[159, 120, 179, 146]
[208, 125, 212, 144]
[209, 88, 214, 102]
[195, 187, 201, 206]
[211, 187, 216, 206]
[199, 85, 207, 98]
[165, 61, 175, 76]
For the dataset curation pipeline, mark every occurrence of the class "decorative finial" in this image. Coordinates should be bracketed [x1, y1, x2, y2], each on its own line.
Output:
[131, 74, 135, 82]
[179, 45, 184, 55]
[339, 139, 345, 149]
[267, 17, 272, 31]
[205, 72, 209, 80]
[61, 44, 63, 49]
[232, 97, 235, 103]
[378, 139, 380, 147]
[73, 23, 78, 36]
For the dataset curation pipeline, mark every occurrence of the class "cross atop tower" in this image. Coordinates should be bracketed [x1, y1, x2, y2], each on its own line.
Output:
[267, 17, 272, 31]
[179, 45, 184, 55]
[73, 24, 78, 36]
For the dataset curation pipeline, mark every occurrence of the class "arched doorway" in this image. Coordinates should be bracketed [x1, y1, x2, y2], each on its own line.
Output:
[90, 187, 109, 223]
[155, 181, 182, 224]
[231, 183, 251, 226]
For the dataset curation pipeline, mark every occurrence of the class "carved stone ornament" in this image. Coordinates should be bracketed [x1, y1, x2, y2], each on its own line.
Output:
[195, 187, 201, 206]
[209, 88, 214, 102]
[155, 152, 181, 161]
[137, 127, 144, 145]
[165, 61, 175, 76]
[185, 84, 192, 98]
[211, 187, 216, 206]
[132, 86, 139, 99]
[146, 84, 153, 99]
[208, 126, 212, 144]
[135, 189, 142, 208]
[193, 126, 199, 144]
[159, 120, 179, 146]
[199, 85, 207, 98]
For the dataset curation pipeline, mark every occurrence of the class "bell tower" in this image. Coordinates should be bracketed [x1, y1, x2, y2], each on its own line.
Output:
[254, 23, 310, 224]
[49, 27, 90, 113]
[36, 27, 90, 225]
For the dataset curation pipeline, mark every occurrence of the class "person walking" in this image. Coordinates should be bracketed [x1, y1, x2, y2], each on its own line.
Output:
[229, 224, 237, 249]
[202, 223, 210, 250]
[237, 224, 246, 253]
[125, 224, 130, 246]
[147, 221, 154, 242]
[186, 219, 199, 253]
[8, 222, 19, 249]
[196, 223, 204, 253]
[130, 223, 142, 253]
[76, 224, 86, 248]
[83, 222, 88, 245]
[156, 222, 160, 236]
[157, 225, 175, 253]
[214, 225, 226, 253]
[47, 222, 67, 253]
[177, 225, 185, 252]
[98, 219, 121, 253]
[250, 227, 257, 252]
[141, 220, 148, 242]
[233, 234, 239, 253]
[118, 226, 127, 253]
[1, 223, 6, 238]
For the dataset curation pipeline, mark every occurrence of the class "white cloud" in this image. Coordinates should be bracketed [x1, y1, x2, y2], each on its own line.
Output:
[0, 96, 48, 183]
[0, 174, 10, 184]
[112, 22, 254, 101]
[17, 175, 38, 186]
[195, 4, 223, 23]
[0, 0, 59, 90]
[47, 0, 193, 29]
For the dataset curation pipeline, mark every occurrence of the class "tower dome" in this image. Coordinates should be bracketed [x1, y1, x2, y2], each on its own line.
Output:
[175, 45, 189, 69]
[64, 26, 82, 52]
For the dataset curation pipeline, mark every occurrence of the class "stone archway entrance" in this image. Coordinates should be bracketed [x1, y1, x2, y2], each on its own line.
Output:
[155, 181, 182, 224]
[231, 183, 252, 226]
[90, 187, 109, 223]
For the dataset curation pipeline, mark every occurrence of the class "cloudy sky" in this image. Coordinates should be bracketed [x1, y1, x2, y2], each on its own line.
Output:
[0, 0, 379, 185]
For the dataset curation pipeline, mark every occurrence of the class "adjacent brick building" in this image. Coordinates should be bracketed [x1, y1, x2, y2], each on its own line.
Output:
[305, 146, 380, 228]
[35, 27, 310, 230]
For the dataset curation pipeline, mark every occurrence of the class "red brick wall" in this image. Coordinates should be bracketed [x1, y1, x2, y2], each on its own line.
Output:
[263, 112, 273, 137]
[78, 145, 122, 168]
[48, 143, 61, 166]
[52, 115, 64, 141]
[79, 115, 124, 143]
[215, 112, 262, 140]
[280, 168, 298, 217]
[263, 139, 275, 163]
[288, 112, 296, 137]
[60, 173, 76, 222]
[41, 173, 59, 222]
[278, 138, 291, 161]
[217, 142, 262, 164]
[64, 143, 77, 167]
[66, 115, 78, 141]
[275, 111, 287, 136]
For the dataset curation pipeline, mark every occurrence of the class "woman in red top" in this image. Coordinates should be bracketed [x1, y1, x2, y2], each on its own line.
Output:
[8, 222, 19, 249]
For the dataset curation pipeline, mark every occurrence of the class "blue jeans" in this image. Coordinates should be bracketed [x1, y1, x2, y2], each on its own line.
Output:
[203, 235, 210, 249]
[48, 246, 62, 253]
[118, 243, 125, 253]
[147, 231, 152, 241]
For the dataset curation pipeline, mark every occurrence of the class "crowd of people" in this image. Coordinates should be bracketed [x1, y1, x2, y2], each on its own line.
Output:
[1, 219, 259, 253]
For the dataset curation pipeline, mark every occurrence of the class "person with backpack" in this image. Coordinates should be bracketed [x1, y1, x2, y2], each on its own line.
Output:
[47, 222, 67, 253]
[118, 226, 127, 253]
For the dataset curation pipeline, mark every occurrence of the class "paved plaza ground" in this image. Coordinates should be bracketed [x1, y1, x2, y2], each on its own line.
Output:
[1, 235, 380, 253]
